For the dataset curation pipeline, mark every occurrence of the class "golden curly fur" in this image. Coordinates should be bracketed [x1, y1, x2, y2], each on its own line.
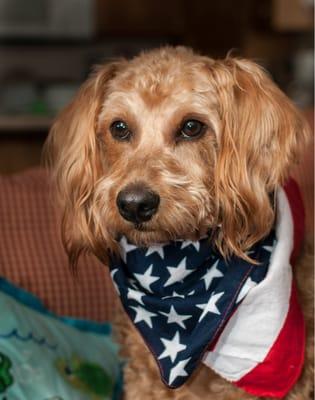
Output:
[46, 47, 313, 399]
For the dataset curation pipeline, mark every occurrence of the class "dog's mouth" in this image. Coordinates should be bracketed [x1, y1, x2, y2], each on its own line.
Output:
[116, 222, 173, 247]
[127, 223, 164, 245]
[117, 221, 210, 248]
[134, 223, 154, 232]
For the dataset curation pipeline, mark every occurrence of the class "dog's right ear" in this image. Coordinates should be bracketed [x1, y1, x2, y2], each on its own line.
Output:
[204, 57, 309, 260]
[44, 61, 125, 268]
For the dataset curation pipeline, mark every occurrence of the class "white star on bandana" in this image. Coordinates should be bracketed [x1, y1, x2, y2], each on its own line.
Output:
[181, 240, 200, 251]
[131, 305, 157, 328]
[196, 291, 224, 321]
[164, 257, 192, 287]
[158, 331, 187, 362]
[202, 259, 224, 290]
[110, 269, 119, 293]
[160, 305, 192, 329]
[236, 277, 257, 303]
[134, 265, 159, 293]
[168, 357, 191, 385]
[162, 291, 185, 300]
[145, 245, 165, 259]
[263, 245, 273, 253]
[119, 236, 137, 263]
[127, 287, 145, 305]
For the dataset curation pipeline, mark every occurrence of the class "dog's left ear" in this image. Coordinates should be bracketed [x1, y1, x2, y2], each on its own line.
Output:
[45, 61, 125, 267]
[206, 57, 310, 258]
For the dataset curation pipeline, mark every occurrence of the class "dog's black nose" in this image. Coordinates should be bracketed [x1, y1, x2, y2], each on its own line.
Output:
[116, 184, 160, 224]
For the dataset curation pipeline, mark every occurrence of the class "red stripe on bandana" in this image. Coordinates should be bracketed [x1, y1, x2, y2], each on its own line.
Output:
[235, 282, 305, 398]
[235, 178, 305, 398]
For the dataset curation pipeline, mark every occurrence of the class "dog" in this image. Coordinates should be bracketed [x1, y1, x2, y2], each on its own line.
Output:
[46, 47, 313, 399]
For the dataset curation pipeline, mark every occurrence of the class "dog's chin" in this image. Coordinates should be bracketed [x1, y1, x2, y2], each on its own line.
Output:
[125, 231, 168, 247]
[119, 223, 209, 247]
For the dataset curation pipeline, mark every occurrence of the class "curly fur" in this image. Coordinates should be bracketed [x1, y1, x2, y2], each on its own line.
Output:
[45, 46, 313, 399]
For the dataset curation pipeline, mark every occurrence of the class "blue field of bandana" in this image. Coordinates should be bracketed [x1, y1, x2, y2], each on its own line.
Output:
[109, 232, 275, 388]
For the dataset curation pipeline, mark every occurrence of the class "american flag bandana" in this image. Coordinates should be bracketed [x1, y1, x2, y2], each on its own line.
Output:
[109, 229, 275, 389]
[109, 183, 306, 398]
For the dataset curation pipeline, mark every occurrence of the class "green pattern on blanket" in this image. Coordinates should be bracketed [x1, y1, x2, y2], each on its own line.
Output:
[0, 352, 13, 393]
[56, 355, 114, 399]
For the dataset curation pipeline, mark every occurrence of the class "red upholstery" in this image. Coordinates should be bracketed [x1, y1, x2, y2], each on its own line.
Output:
[0, 168, 116, 321]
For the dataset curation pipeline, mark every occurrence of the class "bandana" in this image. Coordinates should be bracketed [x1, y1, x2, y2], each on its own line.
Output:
[109, 181, 305, 398]
[109, 230, 275, 388]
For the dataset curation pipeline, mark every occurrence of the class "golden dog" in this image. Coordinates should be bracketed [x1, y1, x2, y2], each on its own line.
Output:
[46, 47, 313, 399]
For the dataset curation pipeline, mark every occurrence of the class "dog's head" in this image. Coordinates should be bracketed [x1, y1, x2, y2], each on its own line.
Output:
[46, 47, 309, 265]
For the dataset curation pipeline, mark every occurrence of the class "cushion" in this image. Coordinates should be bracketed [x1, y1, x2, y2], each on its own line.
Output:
[0, 168, 116, 321]
[0, 277, 122, 400]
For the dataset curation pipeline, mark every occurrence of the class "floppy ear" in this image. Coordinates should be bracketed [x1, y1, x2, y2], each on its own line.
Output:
[207, 58, 310, 259]
[45, 61, 124, 267]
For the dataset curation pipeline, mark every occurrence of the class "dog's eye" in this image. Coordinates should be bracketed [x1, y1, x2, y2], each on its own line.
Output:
[110, 120, 131, 141]
[178, 119, 205, 140]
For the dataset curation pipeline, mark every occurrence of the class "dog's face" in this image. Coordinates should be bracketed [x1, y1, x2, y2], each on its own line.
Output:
[95, 57, 219, 248]
[46, 47, 309, 265]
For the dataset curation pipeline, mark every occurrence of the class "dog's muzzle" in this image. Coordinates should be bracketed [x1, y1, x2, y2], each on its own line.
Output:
[116, 183, 160, 224]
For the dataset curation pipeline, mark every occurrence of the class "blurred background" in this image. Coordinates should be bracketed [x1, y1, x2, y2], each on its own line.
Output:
[0, 0, 313, 174]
